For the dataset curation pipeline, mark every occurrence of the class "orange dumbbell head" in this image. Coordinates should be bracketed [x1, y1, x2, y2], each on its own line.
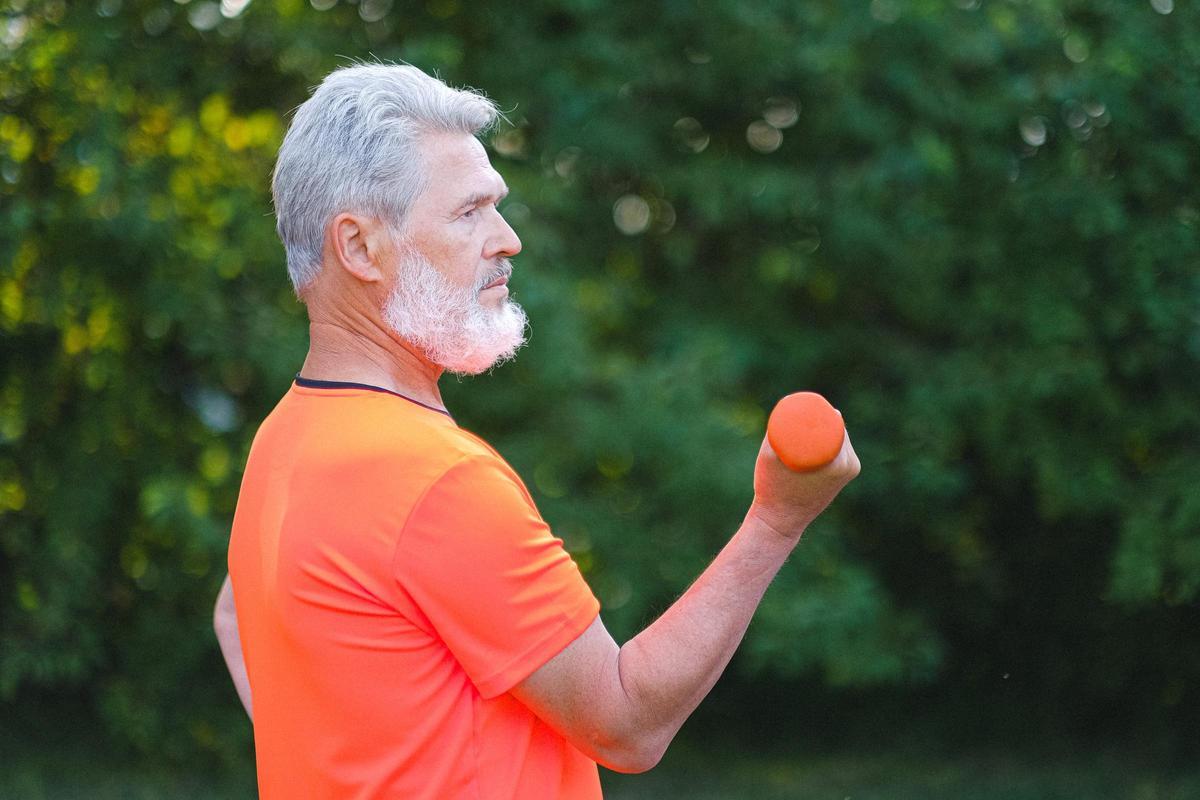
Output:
[766, 392, 846, 472]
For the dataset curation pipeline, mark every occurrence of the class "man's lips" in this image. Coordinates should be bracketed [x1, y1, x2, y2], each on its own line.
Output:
[482, 275, 509, 289]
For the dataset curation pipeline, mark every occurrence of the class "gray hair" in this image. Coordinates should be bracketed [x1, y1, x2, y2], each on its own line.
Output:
[271, 63, 499, 293]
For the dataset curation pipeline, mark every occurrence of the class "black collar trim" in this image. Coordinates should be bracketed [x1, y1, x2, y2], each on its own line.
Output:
[293, 375, 453, 419]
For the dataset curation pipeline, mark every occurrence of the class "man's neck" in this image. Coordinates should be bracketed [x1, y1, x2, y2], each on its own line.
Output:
[299, 320, 447, 413]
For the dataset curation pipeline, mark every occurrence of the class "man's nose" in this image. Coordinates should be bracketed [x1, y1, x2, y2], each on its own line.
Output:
[489, 212, 522, 259]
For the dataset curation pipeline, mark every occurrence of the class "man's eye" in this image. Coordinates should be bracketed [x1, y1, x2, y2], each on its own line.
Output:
[461, 208, 477, 219]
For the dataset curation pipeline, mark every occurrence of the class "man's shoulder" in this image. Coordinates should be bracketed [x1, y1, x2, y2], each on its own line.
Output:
[407, 430, 535, 512]
[249, 385, 504, 474]
[424, 433, 523, 489]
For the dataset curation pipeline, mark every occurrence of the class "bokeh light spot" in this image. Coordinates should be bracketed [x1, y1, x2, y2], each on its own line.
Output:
[2, 15, 32, 49]
[220, 0, 251, 18]
[491, 127, 526, 159]
[142, 7, 171, 35]
[1063, 102, 1088, 129]
[96, 0, 123, 18]
[613, 195, 651, 235]
[746, 120, 783, 153]
[1019, 116, 1047, 147]
[359, 0, 392, 22]
[554, 146, 581, 178]
[763, 97, 800, 129]
[796, 225, 821, 254]
[650, 198, 676, 234]
[188, 1, 221, 30]
[1063, 34, 1089, 63]
[673, 117, 710, 153]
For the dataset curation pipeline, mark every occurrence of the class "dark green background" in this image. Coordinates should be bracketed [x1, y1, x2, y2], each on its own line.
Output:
[1, 0, 1197, 794]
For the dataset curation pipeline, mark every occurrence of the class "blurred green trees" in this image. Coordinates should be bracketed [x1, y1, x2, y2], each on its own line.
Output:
[1, 0, 1197, 765]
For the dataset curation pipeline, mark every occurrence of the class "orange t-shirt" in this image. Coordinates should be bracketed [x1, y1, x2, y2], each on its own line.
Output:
[227, 378, 602, 800]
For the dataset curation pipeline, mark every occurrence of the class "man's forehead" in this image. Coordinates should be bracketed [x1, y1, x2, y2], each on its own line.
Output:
[422, 132, 507, 204]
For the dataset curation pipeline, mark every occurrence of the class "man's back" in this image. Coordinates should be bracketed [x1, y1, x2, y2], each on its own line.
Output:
[228, 378, 601, 799]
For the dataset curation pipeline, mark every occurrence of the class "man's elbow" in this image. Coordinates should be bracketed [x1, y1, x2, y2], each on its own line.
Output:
[599, 745, 664, 775]
[588, 726, 670, 774]
[586, 659, 673, 772]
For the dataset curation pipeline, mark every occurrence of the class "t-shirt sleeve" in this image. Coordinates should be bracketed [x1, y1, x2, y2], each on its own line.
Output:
[391, 454, 600, 699]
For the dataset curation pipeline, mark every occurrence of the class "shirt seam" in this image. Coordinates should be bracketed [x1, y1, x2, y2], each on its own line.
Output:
[391, 453, 600, 695]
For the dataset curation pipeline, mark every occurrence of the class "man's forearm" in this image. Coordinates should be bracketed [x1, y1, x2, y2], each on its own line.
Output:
[614, 510, 798, 760]
[513, 432, 858, 772]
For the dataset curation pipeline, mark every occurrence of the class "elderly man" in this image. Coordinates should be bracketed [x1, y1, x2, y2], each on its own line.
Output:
[213, 63, 859, 800]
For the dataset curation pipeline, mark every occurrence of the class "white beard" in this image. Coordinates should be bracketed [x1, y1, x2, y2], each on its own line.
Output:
[382, 248, 528, 375]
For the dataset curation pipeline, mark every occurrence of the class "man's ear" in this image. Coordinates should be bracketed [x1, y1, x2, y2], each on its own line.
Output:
[328, 212, 386, 283]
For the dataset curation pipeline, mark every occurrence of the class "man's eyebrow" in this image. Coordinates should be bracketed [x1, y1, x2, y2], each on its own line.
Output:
[454, 186, 510, 211]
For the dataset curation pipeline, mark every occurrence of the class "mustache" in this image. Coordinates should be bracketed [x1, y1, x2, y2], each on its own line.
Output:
[476, 259, 513, 291]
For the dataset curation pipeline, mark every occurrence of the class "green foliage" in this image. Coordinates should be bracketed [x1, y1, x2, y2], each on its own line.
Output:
[1, 0, 1197, 763]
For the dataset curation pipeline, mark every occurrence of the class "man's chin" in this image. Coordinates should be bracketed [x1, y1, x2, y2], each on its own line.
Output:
[434, 314, 528, 376]
[384, 289, 528, 375]
[438, 341, 524, 376]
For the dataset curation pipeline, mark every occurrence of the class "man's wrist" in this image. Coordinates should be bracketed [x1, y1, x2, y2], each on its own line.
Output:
[744, 502, 808, 544]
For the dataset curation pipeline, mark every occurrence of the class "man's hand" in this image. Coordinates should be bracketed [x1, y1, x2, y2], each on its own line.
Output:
[748, 425, 860, 540]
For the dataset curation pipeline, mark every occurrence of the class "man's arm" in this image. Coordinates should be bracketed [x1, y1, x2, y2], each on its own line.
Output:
[510, 431, 860, 773]
[213, 572, 254, 722]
